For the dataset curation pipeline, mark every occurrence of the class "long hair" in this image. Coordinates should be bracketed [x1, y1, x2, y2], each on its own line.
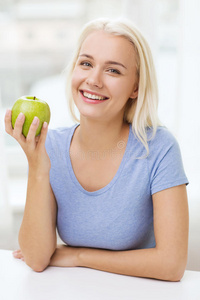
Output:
[65, 18, 161, 156]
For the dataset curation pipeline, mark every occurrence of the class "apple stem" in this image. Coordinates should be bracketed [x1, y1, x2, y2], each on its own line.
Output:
[33, 96, 36, 100]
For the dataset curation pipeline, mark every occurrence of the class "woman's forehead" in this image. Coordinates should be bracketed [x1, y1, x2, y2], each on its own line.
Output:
[79, 31, 136, 66]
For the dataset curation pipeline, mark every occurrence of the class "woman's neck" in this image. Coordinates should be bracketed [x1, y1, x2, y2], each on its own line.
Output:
[75, 117, 129, 152]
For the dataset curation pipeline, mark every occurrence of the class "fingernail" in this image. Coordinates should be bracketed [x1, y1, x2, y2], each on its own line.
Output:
[32, 116, 39, 124]
[43, 122, 48, 128]
[18, 112, 24, 120]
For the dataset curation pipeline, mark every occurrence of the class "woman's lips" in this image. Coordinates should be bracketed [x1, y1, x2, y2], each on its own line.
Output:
[80, 90, 109, 104]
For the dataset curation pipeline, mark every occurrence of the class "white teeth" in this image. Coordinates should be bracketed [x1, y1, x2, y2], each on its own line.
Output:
[83, 91, 106, 100]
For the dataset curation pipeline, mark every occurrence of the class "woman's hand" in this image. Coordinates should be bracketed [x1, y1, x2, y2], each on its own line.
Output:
[4, 109, 50, 173]
[13, 245, 80, 268]
[12, 249, 25, 261]
[49, 244, 81, 268]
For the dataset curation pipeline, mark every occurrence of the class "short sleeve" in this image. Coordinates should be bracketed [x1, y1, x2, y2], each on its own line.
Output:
[148, 128, 189, 195]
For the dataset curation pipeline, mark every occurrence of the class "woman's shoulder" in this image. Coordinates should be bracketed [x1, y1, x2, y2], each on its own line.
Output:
[146, 126, 188, 193]
[147, 125, 182, 161]
[148, 126, 178, 148]
[128, 124, 178, 159]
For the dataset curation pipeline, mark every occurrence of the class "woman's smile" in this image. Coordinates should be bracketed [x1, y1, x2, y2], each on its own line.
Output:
[80, 89, 109, 104]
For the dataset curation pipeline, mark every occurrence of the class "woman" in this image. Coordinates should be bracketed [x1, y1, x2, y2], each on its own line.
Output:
[5, 18, 189, 281]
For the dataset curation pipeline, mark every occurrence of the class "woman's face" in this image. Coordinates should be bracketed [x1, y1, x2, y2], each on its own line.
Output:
[71, 30, 138, 123]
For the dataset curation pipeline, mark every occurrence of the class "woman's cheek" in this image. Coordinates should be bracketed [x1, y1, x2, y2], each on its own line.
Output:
[71, 71, 78, 89]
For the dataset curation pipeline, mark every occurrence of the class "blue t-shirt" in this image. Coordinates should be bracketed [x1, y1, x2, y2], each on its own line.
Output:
[45, 124, 188, 251]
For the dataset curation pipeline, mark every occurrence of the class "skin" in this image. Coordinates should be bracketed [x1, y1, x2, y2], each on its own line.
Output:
[6, 31, 189, 280]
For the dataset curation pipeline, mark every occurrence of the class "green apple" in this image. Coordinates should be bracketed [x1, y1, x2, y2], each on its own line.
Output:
[11, 95, 51, 137]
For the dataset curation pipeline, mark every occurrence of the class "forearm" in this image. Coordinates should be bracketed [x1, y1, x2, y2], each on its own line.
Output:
[78, 247, 185, 281]
[19, 170, 57, 271]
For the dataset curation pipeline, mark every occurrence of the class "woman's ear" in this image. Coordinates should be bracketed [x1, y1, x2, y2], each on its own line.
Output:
[130, 83, 138, 100]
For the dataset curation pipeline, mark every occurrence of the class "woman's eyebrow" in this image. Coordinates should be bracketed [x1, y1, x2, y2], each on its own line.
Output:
[79, 54, 127, 69]
[105, 60, 127, 69]
[79, 54, 93, 59]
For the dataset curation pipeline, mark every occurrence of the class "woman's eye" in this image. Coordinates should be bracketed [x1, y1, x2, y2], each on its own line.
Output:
[80, 61, 92, 67]
[108, 68, 121, 74]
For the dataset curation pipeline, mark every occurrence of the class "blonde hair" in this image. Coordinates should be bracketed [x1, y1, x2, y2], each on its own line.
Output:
[65, 18, 161, 156]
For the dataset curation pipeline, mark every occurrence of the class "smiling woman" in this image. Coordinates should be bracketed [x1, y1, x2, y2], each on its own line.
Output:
[6, 18, 189, 281]
[70, 30, 139, 123]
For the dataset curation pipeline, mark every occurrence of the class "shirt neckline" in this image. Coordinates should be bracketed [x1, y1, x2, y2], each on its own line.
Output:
[66, 123, 132, 196]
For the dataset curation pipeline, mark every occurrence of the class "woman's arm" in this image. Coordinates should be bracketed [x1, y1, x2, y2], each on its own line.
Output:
[5, 110, 57, 272]
[19, 168, 57, 272]
[49, 184, 189, 281]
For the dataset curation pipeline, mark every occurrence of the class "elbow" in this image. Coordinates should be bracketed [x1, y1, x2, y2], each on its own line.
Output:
[159, 257, 187, 282]
[163, 267, 185, 282]
[31, 263, 48, 273]
[25, 257, 50, 272]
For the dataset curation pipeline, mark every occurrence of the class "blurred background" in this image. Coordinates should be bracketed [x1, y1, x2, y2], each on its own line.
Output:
[0, 0, 199, 270]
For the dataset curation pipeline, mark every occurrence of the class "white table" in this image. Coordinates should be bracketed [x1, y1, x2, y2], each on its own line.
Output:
[0, 249, 199, 300]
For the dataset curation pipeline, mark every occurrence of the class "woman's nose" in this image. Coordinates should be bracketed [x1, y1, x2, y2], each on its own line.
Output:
[86, 69, 103, 88]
